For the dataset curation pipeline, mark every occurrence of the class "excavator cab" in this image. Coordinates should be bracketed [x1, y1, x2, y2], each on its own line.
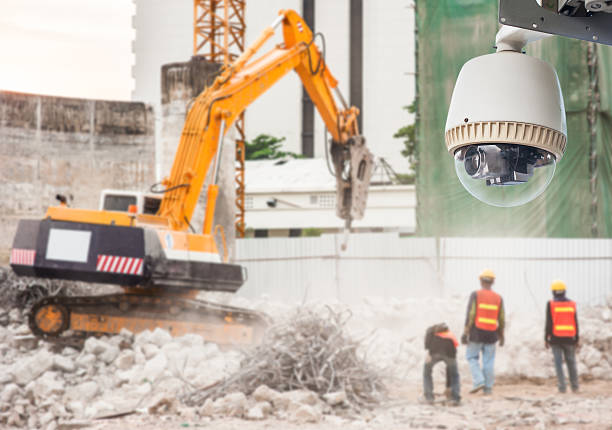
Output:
[100, 190, 162, 215]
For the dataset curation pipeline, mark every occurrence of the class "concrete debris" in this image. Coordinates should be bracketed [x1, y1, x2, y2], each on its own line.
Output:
[212, 392, 248, 417]
[323, 391, 347, 406]
[83, 337, 107, 355]
[32, 371, 65, 398]
[290, 404, 321, 423]
[11, 349, 54, 385]
[114, 350, 135, 370]
[245, 404, 266, 420]
[149, 327, 173, 347]
[99, 344, 120, 364]
[147, 393, 178, 415]
[66, 381, 99, 402]
[1, 383, 20, 403]
[141, 353, 168, 382]
[252, 384, 281, 404]
[53, 356, 76, 373]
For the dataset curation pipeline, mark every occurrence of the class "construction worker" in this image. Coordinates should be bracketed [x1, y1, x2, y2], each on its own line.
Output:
[461, 269, 505, 395]
[423, 322, 461, 406]
[546, 280, 580, 393]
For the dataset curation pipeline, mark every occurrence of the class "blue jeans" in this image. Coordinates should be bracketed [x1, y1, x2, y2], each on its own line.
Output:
[423, 354, 461, 401]
[466, 342, 496, 391]
[551, 344, 579, 392]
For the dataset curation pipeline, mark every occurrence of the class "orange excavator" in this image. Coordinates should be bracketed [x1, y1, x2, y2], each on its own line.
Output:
[9, 9, 373, 346]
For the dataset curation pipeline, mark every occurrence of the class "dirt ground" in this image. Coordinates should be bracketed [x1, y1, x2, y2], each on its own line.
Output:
[86, 380, 612, 430]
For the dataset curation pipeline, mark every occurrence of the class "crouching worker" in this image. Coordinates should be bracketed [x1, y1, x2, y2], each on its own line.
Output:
[423, 323, 461, 405]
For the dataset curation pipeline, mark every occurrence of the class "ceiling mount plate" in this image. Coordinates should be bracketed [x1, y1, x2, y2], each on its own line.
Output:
[499, 0, 612, 46]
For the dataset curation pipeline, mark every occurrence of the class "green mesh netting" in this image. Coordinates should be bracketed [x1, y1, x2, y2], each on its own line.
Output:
[415, 0, 612, 237]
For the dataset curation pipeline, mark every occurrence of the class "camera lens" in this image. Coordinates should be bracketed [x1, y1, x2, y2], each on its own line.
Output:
[464, 146, 482, 177]
[454, 144, 557, 207]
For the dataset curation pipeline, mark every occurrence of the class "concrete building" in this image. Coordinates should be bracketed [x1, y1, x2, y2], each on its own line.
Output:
[0, 90, 155, 262]
[244, 159, 416, 237]
[131, 0, 416, 176]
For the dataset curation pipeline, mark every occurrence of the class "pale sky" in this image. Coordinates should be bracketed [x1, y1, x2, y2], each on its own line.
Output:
[0, 0, 135, 100]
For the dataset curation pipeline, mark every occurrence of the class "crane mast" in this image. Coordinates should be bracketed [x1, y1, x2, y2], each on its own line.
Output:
[193, 0, 247, 238]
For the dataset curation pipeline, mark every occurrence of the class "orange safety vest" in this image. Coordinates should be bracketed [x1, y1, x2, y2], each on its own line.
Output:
[435, 331, 459, 348]
[550, 300, 577, 337]
[474, 289, 501, 331]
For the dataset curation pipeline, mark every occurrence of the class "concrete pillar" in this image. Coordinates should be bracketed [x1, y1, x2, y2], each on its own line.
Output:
[160, 57, 236, 260]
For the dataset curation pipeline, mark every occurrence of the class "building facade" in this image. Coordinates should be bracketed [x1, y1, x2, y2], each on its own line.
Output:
[244, 159, 416, 237]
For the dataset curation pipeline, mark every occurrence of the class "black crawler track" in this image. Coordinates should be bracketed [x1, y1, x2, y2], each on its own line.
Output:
[28, 293, 269, 348]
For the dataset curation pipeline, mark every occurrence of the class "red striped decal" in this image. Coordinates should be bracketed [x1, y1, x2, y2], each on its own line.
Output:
[102, 255, 114, 272]
[96, 255, 106, 271]
[109, 256, 120, 273]
[122, 257, 133, 274]
[10, 249, 36, 266]
[117, 257, 128, 274]
[124, 257, 135, 274]
[96, 255, 143, 275]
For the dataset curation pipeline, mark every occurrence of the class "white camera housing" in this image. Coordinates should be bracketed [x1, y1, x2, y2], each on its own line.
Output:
[445, 47, 567, 207]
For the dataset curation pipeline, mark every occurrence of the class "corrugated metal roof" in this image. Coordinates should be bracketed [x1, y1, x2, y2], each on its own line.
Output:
[245, 158, 412, 193]
[245, 159, 336, 193]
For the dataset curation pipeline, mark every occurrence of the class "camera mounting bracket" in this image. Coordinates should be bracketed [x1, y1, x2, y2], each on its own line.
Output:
[499, 0, 612, 46]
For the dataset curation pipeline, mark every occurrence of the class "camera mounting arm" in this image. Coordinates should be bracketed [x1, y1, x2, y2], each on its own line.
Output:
[495, 25, 552, 52]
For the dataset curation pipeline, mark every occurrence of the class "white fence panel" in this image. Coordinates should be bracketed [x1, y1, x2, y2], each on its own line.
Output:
[236, 233, 439, 303]
[440, 238, 612, 310]
[235, 235, 612, 307]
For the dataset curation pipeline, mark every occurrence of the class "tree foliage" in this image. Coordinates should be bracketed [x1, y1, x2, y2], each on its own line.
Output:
[393, 100, 418, 171]
[245, 134, 302, 161]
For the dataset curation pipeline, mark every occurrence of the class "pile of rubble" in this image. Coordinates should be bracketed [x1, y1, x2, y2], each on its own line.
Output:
[0, 308, 382, 429]
[0, 309, 242, 429]
[0, 267, 105, 315]
[184, 308, 384, 408]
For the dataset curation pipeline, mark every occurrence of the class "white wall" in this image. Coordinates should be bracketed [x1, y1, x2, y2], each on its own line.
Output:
[132, 0, 192, 180]
[131, 0, 192, 106]
[245, 186, 416, 231]
[236, 235, 612, 310]
[363, 1, 415, 170]
[313, 0, 350, 158]
[243, 0, 302, 155]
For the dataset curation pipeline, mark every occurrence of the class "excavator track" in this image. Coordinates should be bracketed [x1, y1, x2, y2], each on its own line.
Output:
[28, 293, 269, 348]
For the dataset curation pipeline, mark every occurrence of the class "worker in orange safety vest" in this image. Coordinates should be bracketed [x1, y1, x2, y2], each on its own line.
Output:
[461, 269, 505, 395]
[546, 280, 580, 393]
[422, 322, 461, 406]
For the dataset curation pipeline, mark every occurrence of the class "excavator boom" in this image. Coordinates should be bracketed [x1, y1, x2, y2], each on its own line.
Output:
[158, 9, 372, 232]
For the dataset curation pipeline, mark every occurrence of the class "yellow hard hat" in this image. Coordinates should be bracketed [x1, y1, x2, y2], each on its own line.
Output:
[551, 280, 567, 291]
[479, 269, 496, 281]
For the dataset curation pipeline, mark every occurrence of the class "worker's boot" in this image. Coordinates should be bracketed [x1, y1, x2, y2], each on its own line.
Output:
[469, 383, 484, 394]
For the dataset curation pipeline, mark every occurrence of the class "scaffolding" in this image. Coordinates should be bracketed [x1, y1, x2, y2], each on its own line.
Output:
[193, 0, 247, 237]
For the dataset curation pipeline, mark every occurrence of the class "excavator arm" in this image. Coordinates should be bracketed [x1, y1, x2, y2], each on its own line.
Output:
[158, 9, 373, 233]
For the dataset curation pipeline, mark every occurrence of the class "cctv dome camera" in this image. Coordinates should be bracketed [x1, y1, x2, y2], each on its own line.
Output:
[445, 50, 566, 207]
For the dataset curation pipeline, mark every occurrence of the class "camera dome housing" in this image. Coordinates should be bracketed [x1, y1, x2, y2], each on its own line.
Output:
[445, 51, 567, 207]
